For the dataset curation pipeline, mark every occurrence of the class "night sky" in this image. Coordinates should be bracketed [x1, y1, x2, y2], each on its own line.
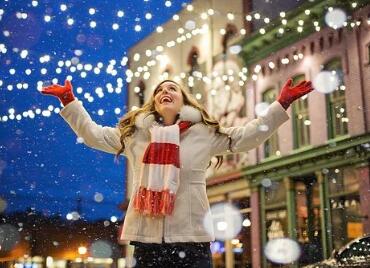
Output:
[0, 0, 191, 221]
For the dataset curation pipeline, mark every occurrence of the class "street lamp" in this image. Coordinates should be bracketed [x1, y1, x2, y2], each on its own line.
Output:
[78, 246, 87, 268]
[78, 246, 87, 255]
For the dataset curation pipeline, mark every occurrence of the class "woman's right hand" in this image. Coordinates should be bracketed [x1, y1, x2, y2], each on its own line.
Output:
[41, 79, 75, 106]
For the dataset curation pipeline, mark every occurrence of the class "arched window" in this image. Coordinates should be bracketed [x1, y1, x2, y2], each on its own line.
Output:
[186, 47, 200, 94]
[135, 80, 145, 107]
[291, 74, 310, 148]
[187, 46, 200, 78]
[328, 33, 334, 47]
[221, 23, 238, 55]
[162, 65, 173, 80]
[319, 37, 324, 51]
[262, 88, 279, 158]
[323, 58, 348, 138]
[310, 41, 315, 54]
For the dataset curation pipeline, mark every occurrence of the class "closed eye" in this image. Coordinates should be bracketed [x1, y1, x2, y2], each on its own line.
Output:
[154, 88, 162, 95]
[154, 86, 177, 95]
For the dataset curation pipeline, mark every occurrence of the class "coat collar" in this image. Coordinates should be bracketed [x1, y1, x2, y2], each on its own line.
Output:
[135, 105, 202, 129]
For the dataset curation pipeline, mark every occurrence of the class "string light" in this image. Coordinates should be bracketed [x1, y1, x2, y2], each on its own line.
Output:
[44, 15, 51, 22]
[134, 25, 142, 31]
[89, 8, 96, 15]
[186, 4, 194, 12]
[117, 10, 124, 17]
[2, 2, 365, 124]
[123, 2, 366, 82]
[60, 4, 67, 12]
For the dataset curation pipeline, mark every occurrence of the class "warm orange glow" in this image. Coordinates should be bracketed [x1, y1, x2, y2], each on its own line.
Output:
[78, 246, 87, 255]
[0, 240, 30, 262]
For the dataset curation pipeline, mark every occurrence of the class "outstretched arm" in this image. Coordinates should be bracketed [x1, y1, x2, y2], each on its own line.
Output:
[210, 78, 314, 156]
[41, 80, 124, 155]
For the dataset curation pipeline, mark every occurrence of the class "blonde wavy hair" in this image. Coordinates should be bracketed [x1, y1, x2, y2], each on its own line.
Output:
[115, 80, 225, 168]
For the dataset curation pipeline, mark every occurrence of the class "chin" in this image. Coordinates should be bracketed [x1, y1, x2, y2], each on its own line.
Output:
[159, 105, 179, 114]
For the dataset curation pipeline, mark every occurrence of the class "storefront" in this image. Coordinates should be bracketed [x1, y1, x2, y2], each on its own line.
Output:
[246, 133, 370, 268]
[206, 175, 252, 268]
[325, 166, 366, 250]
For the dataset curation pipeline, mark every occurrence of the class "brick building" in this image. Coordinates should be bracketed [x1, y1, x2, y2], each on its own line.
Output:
[125, 1, 370, 267]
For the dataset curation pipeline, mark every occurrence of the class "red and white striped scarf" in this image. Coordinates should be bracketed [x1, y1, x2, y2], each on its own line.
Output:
[133, 120, 193, 216]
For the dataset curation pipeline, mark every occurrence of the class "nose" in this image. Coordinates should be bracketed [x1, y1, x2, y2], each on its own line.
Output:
[161, 87, 170, 94]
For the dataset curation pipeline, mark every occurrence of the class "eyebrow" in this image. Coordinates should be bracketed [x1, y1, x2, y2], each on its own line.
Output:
[155, 84, 178, 93]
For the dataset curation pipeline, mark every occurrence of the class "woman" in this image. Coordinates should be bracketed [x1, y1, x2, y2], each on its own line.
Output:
[41, 78, 313, 267]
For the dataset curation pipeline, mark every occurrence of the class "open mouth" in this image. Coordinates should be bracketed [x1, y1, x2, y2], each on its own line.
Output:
[160, 96, 173, 104]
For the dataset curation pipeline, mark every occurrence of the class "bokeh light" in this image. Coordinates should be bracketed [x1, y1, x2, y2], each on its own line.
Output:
[261, 178, 272, 187]
[325, 8, 347, 29]
[94, 192, 104, 202]
[313, 71, 339, 94]
[255, 102, 270, 117]
[203, 202, 242, 241]
[264, 238, 301, 264]
[91, 240, 113, 258]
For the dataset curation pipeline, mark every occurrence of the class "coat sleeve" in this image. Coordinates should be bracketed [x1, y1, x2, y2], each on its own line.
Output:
[59, 99, 124, 155]
[210, 101, 290, 156]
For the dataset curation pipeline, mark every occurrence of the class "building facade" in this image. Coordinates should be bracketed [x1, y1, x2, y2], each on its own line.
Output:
[126, 1, 370, 267]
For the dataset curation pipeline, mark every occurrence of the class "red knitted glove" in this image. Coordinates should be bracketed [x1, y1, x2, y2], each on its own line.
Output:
[277, 78, 314, 110]
[41, 79, 75, 106]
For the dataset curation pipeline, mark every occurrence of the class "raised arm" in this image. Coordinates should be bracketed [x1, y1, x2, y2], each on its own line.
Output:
[210, 78, 313, 156]
[41, 80, 124, 155]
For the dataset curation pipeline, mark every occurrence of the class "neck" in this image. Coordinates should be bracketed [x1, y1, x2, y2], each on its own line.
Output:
[161, 113, 178, 126]
[162, 114, 177, 126]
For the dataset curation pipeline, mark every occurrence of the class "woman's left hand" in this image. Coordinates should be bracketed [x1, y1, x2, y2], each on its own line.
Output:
[277, 78, 314, 110]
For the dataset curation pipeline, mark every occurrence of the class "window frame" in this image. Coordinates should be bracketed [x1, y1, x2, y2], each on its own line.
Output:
[323, 58, 348, 139]
[292, 74, 310, 149]
[262, 87, 279, 158]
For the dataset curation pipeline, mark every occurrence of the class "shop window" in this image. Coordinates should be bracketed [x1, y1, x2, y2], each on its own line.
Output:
[265, 181, 287, 238]
[294, 177, 323, 265]
[323, 58, 348, 139]
[233, 197, 251, 268]
[292, 74, 310, 149]
[328, 167, 363, 250]
[264, 180, 288, 267]
[135, 80, 145, 107]
[187, 46, 200, 75]
[265, 180, 286, 206]
[211, 240, 225, 268]
[262, 88, 279, 158]
[221, 23, 238, 55]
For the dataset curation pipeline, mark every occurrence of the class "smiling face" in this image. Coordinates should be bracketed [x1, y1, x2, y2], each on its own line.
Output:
[153, 81, 184, 120]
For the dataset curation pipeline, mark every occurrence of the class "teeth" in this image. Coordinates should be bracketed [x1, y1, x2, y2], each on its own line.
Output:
[161, 96, 172, 103]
